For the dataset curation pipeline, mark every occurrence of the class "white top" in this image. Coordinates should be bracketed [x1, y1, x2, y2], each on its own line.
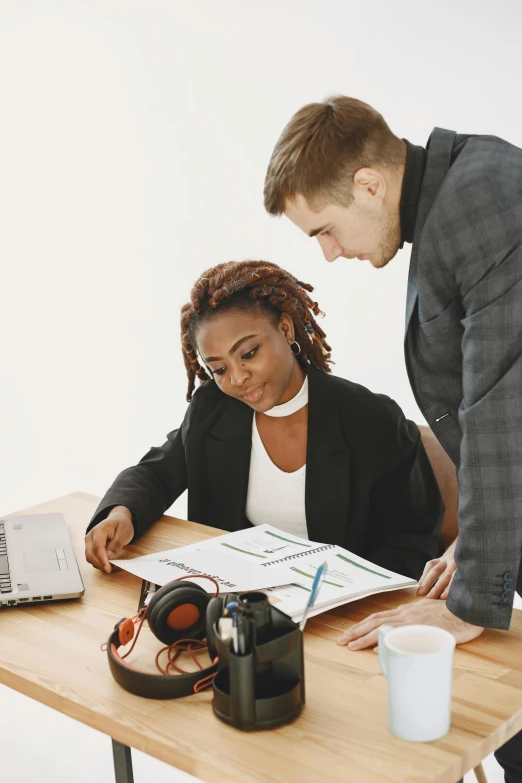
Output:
[245, 376, 309, 539]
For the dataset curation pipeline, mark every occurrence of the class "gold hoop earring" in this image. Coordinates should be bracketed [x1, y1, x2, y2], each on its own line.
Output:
[290, 340, 301, 356]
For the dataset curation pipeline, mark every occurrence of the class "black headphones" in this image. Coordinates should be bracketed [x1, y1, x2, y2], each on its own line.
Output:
[106, 576, 234, 699]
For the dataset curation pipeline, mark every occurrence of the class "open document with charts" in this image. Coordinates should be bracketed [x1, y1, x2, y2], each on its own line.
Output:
[111, 523, 416, 622]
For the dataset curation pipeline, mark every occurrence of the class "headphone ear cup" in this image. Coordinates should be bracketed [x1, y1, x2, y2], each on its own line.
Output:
[147, 581, 209, 625]
[147, 581, 208, 617]
[147, 582, 210, 645]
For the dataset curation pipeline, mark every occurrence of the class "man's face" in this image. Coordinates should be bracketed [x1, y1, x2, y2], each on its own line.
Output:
[284, 169, 401, 269]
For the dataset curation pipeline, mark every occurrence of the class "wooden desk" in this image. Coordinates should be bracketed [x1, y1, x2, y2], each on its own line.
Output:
[1, 492, 522, 783]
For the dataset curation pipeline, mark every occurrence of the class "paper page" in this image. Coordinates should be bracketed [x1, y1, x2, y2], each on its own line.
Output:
[111, 545, 291, 593]
[203, 524, 323, 560]
[258, 542, 416, 619]
[112, 522, 415, 619]
[267, 582, 415, 622]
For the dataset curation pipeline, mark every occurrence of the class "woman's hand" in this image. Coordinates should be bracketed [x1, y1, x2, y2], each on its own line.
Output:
[84, 506, 134, 573]
[416, 537, 457, 599]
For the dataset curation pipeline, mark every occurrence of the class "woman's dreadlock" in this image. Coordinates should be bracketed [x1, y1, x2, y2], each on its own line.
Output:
[180, 260, 332, 401]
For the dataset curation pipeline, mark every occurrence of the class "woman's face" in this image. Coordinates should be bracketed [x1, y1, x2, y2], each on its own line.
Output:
[195, 308, 304, 412]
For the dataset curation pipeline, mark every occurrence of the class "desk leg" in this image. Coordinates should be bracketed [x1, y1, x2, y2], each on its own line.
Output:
[112, 739, 134, 783]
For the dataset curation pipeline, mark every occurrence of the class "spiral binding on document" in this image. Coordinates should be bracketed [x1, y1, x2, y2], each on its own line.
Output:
[260, 543, 334, 567]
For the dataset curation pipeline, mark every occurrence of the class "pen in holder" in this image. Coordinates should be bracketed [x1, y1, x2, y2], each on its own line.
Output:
[211, 591, 305, 731]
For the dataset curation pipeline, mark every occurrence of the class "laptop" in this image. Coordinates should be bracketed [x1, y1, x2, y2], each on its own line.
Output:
[0, 513, 84, 606]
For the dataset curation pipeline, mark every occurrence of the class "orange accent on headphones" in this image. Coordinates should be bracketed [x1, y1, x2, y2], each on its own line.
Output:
[117, 618, 135, 646]
[166, 603, 200, 630]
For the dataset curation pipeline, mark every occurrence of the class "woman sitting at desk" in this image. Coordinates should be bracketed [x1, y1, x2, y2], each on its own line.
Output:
[85, 260, 443, 580]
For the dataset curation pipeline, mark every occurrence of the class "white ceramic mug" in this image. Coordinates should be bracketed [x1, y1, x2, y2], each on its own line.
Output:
[378, 624, 456, 742]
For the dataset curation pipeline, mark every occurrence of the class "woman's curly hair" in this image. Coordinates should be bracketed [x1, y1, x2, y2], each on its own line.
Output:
[180, 260, 332, 401]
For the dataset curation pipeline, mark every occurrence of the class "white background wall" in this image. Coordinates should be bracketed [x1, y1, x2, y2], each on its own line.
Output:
[3, 0, 522, 520]
[1, 2, 521, 781]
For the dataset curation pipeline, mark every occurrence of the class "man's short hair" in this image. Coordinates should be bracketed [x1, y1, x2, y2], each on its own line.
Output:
[263, 96, 403, 215]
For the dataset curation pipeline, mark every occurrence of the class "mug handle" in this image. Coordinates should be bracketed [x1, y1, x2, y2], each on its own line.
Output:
[378, 625, 394, 679]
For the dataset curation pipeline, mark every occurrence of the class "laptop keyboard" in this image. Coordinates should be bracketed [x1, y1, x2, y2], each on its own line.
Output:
[0, 522, 12, 593]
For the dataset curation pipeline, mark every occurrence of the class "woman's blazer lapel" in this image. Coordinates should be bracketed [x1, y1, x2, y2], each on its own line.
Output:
[205, 395, 254, 531]
[305, 369, 350, 544]
[202, 370, 351, 541]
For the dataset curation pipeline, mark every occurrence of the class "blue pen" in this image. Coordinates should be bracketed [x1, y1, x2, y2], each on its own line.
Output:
[224, 600, 240, 652]
[299, 561, 327, 632]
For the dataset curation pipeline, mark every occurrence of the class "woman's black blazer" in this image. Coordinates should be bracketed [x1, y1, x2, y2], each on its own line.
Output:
[87, 368, 443, 579]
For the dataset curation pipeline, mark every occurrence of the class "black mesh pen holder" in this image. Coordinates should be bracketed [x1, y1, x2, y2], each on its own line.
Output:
[212, 591, 305, 731]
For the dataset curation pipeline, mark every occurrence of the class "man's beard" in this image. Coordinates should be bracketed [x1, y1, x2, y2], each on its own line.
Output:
[374, 210, 401, 268]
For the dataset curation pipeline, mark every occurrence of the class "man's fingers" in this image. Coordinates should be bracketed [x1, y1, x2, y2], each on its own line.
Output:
[337, 608, 403, 645]
[426, 568, 453, 598]
[440, 572, 455, 600]
[419, 560, 446, 585]
[425, 575, 448, 599]
[347, 625, 398, 651]
[420, 557, 440, 583]
[417, 561, 446, 595]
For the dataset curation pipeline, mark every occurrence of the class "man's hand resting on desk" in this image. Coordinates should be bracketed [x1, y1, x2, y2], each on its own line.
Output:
[416, 537, 458, 599]
[337, 598, 484, 650]
[84, 506, 134, 574]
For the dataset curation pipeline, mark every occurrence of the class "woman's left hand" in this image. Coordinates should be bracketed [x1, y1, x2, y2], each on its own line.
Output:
[416, 537, 457, 599]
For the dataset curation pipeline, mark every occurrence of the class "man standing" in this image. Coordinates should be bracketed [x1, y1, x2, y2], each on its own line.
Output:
[264, 96, 522, 781]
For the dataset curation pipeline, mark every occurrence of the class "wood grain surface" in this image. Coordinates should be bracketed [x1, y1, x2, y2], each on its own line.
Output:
[1, 492, 521, 783]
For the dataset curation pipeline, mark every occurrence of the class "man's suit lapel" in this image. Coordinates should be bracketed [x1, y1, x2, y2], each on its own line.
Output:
[305, 369, 350, 544]
[405, 128, 457, 335]
[205, 398, 253, 531]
